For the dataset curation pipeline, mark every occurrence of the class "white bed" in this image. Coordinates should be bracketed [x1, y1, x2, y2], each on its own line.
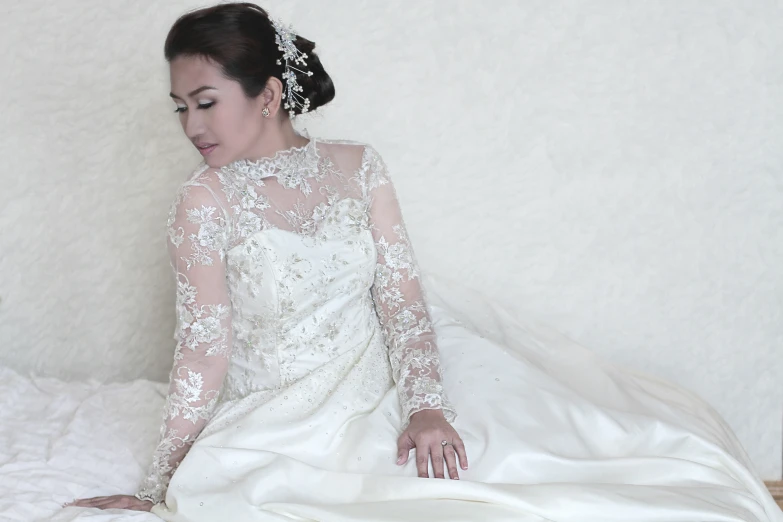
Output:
[1, 365, 164, 521]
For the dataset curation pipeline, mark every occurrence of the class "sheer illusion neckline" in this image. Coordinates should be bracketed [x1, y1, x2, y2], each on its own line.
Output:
[221, 129, 319, 180]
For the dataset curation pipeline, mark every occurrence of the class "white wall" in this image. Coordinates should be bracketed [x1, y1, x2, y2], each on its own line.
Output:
[0, 0, 780, 479]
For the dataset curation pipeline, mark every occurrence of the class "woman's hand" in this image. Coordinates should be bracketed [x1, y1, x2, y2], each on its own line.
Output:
[63, 495, 154, 512]
[396, 408, 468, 480]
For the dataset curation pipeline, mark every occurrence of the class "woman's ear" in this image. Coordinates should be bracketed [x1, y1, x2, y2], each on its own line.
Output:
[261, 76, 284, 118]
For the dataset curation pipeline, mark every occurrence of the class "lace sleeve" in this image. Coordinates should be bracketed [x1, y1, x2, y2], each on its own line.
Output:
[135, 181, 233, 505]
[362, 145, 457, 431]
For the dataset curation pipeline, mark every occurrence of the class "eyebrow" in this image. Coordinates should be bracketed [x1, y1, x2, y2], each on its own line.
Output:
[169, 85, 217, 100]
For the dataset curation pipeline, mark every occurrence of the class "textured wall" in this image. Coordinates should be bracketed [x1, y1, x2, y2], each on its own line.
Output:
[0, 1, 780, 478]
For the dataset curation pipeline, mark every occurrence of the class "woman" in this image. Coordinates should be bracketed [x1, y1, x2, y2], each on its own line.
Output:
[68, 3, 781, 521]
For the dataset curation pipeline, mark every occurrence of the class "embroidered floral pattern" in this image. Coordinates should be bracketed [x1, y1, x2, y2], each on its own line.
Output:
[358, 146, 457, 430]
[136, 134, 456, 505]
[135, 181, 233, 504]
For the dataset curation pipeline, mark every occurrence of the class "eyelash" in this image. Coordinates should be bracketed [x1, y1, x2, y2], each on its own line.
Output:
[174, 102, 215, 113]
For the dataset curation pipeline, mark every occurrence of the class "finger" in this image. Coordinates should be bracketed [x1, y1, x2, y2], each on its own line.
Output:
[397, 434, 415, 465]
[416, 442, 430, 478]
[443, 443, 459, 480]
[453, 438, 469, 470]
[431, 443, 445, 479]
[70, 497, 108, 507]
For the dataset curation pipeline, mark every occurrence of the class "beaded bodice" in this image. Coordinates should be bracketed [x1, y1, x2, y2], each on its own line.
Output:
[135, 133, 457, 504]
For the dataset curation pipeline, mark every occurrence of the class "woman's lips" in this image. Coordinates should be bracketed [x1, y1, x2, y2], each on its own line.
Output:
[197, 144, 217, 156]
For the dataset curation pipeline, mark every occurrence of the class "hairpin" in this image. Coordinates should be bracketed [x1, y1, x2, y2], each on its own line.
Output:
[271, 17, 313, 118]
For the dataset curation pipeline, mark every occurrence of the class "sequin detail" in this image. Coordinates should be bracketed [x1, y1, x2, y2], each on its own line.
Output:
[135, 134, 456, 504]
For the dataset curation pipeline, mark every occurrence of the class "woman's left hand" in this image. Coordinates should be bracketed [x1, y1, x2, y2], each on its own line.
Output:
[63, 495, 154, 511]
[396, 408, 468, 480]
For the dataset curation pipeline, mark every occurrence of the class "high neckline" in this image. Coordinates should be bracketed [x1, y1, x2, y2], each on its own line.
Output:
[221, 130, 319, 180]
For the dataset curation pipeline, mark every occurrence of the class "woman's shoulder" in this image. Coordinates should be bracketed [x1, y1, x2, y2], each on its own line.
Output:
[317, 133, 390, 153]
[314, 135, 368, 149]
[180, 161, 231, 190]
[314, 135, 384, 171]
[168, 162, 227, 211]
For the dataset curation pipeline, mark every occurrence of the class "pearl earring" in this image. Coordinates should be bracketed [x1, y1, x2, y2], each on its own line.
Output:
[262, 107, 270, 117]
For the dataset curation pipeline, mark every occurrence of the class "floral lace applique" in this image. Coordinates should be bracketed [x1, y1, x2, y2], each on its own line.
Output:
[135, 182, 233, 505]
[359, 145, 457, 430]
[138, 136, 456, 505]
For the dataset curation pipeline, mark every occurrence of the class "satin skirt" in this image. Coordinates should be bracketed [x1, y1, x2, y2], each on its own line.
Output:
[152, 275, 781, 522]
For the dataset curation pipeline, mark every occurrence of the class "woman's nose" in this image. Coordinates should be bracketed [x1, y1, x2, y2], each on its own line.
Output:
[183, 112, 204, 140]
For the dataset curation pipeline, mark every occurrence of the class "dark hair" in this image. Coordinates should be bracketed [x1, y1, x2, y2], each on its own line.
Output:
[164, 2, 335, 116]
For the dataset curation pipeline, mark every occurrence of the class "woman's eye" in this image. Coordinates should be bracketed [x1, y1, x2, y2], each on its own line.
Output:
[173, 102, 215, 113]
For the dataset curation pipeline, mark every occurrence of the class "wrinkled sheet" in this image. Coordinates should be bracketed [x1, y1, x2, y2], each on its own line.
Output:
[0, 366, 164, 521]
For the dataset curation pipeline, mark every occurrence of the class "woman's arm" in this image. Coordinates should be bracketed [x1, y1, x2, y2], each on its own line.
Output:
[135, 182, 233, 505]
[362, 145, 457, 431]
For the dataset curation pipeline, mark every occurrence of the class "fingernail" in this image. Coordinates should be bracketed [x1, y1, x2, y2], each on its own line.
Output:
[396, 456, 403, 464]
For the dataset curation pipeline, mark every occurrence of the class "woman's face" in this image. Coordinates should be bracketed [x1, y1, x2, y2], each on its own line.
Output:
[169, 55, 266, 168]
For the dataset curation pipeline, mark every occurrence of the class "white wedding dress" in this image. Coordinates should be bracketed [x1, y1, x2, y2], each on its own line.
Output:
[135, 132, 781, 522]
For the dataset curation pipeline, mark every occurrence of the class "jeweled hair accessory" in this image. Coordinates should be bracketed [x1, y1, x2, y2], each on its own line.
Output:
[271, 17, 313, 118]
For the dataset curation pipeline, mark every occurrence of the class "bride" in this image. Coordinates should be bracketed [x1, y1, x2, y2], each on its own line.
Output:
[67, 3, 781, 521]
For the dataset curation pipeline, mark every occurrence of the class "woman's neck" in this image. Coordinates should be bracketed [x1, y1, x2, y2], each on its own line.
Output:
[247, 120, 309, 161]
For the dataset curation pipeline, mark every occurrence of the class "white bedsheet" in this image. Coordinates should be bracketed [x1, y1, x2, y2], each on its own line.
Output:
[0, 366, 164, 521]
